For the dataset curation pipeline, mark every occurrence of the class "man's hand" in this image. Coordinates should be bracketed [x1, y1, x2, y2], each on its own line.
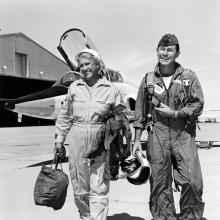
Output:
[54, 143, 66, 162]
[132, 140, 143, 156]
[155, 103, 175, 118]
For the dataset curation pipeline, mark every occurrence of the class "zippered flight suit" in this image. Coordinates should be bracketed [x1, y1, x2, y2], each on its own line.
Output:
[134, 63, 205, 220]
[55, 77, 124, 220]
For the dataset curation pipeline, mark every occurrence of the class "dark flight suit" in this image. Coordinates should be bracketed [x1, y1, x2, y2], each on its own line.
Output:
[134, 63, 205, 220]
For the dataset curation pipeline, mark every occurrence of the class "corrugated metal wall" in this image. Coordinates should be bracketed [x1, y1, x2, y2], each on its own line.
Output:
[0, 36, 15, 75]
[0, 33, 70, 81]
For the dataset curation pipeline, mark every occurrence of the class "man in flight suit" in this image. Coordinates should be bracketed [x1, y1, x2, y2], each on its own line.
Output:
[133, 34, 205, 220]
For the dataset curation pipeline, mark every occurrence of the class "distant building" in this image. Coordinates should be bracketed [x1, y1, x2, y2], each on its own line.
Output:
[198, 116, 218, 123]
[0, 32, 70, 126]
[0, 32, 69, 81]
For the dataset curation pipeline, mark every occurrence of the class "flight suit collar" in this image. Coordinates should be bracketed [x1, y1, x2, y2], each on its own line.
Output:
[76, 76, 111, 88]
[154, 62, 184, 79]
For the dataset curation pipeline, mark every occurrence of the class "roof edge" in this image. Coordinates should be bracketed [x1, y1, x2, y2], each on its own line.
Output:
[0, 32, 68, 66]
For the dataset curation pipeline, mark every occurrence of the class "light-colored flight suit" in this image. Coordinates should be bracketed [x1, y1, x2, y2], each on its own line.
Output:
[134, 63, 205, 220]
[55, 77, 124, 220]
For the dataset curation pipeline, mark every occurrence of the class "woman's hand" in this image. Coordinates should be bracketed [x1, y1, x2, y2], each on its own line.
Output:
[54, 143, 66, 162]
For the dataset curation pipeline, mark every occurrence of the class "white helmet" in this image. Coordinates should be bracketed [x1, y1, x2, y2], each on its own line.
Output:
[120, 151, 151, 185]
[76, 48, 101, 61]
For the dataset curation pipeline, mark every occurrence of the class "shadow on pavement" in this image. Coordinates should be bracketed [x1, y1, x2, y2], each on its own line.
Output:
[107, 213, 145, 220]
[24, 157, 69, 168]
[24, 142, 148, 168]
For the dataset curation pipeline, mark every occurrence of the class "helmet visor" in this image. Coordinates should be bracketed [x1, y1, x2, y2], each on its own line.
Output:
[127, 166, 151, 185]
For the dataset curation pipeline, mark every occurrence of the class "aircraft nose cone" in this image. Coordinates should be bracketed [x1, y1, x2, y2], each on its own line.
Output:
[5, 101, 15, 110]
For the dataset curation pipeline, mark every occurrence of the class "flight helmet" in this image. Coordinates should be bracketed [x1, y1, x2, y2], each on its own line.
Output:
[120, 151, 151, 185]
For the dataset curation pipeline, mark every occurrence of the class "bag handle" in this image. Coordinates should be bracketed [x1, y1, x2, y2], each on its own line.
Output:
[51, 158, 63, 170]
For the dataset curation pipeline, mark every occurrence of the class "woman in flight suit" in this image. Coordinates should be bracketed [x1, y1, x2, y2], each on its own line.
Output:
[54, 49, 124, 220]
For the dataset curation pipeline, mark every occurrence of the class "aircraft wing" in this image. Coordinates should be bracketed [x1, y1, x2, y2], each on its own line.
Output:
[0, 28, 138, 122]
[1, 85, 67, 109]
[0, 70, 83, 110]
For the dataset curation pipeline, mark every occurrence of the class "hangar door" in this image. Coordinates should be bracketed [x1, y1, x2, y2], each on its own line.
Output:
[15, 52, 28, 77]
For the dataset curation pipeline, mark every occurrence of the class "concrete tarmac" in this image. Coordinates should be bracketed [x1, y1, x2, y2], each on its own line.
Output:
[0, 126, 219, 220]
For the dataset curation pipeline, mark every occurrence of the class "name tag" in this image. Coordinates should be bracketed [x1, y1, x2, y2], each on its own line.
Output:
[154, 83, 165, 94]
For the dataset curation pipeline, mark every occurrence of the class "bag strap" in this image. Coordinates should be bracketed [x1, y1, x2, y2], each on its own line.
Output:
[144, 72, 154, 133]
[181, 69, 191, 98]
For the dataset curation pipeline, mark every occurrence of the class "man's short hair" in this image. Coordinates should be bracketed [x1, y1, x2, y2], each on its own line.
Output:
[157, 34, 180, 52]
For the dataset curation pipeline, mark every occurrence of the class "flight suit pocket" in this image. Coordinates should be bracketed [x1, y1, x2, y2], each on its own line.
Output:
[72, 98, 87, 116]
[95, 100, 111, 116]
[69, 163, 79, 191]
[146, 133, 163, 164]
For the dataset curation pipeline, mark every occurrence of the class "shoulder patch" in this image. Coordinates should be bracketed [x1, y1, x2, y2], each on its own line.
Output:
[182, 78, 191, 86]
[182, 69, 192, 86]
[154, 83, 165, 94]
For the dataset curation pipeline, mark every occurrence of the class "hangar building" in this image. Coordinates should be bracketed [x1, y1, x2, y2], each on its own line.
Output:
[0, 32, 70, 126]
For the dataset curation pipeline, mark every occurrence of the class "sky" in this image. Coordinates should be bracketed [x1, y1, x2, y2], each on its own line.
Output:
[0, 0, 220, 109]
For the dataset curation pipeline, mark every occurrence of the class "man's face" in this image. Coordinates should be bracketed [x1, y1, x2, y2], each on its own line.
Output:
[157, 45, 179, 66]
[78, 56, 99, 80]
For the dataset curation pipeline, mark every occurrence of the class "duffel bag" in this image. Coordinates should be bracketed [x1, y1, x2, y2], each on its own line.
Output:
[33, 160, 69, 210]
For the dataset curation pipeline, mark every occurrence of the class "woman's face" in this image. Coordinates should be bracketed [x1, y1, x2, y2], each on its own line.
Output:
[78, 54, 100, 81]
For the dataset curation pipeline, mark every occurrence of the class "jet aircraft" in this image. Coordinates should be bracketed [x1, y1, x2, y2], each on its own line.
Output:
[0, 28, 137, 122]
[0, 28, 219, 129]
